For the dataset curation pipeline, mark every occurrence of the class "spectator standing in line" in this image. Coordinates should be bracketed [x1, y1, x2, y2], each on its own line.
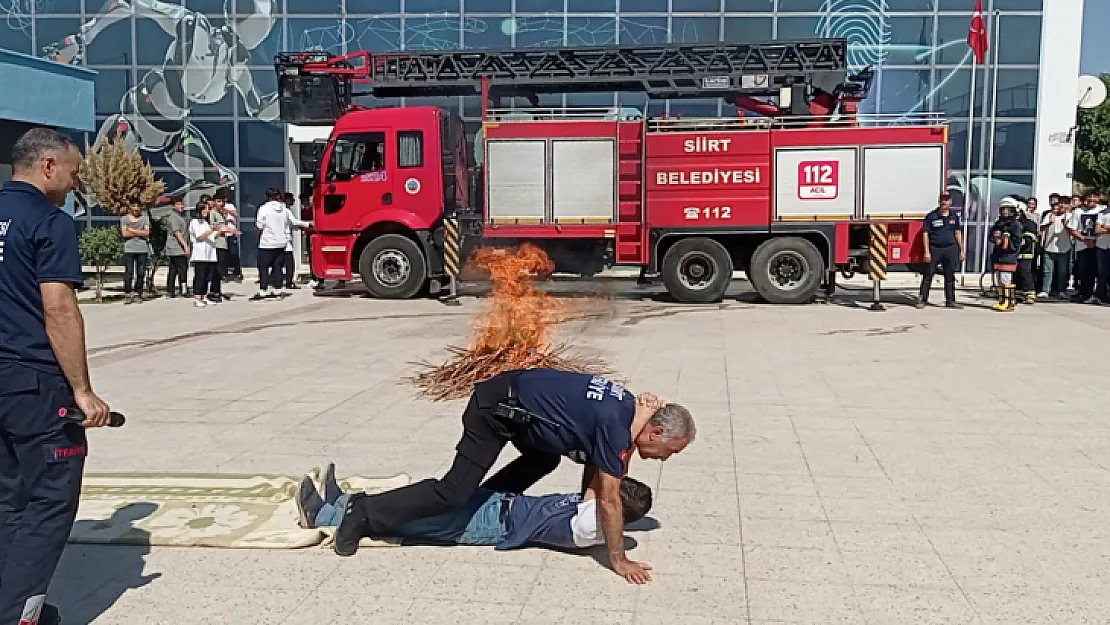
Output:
[1095, 203, 1110, 305]
[254, 187, 311, 300]
[1025, 197, 1046, 294]
[119, 200, 151, 304]
[164, 198, 190, 297]
[1039, 198, 1074, 299]
[189, 201, 220, 308]
[207, 195, 230, 302]
[282, 192, 299, 290]
[1070, 192, 1104, 303]
[215, 192, 244, 282]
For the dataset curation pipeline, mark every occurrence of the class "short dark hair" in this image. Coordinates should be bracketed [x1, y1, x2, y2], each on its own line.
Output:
[213, 188, 226, 200]
[938, 193, 951, 202]
[620, 477, 653, 523]
[11, 127, 77, 172]
[1049, 193, 1061, 201]
[1059, 195, 1072, 203]
[194, 200, 208, 214]
[1085, 192, 1101, 202]
[266, 187, 282, 201]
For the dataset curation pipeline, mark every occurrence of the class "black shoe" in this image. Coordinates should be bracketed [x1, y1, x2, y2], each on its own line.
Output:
[945, 302, 962, 309]
[295, 475, 324, 529]
[334, 493, 369, 556]
[39, 603, 62, 625]
[322, 462, 341, 504]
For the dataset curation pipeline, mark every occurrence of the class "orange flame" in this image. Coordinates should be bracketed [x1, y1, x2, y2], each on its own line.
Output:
[468, 243, 560, 354]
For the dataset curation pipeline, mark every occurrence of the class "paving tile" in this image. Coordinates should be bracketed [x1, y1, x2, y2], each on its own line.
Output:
[747, 580, 864, 623]
[741, 519, 836, 550]
[740, 494, 826, 522]
[743, 545, 849, 583]
[635, 573, 747, 620]
[854, 586, 978, 625]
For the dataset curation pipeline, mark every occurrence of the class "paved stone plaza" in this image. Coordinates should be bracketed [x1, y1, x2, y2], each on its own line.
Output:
[51, 280, 1110, 624]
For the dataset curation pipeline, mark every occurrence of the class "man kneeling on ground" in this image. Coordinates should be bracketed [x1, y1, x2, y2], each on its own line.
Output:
[297, 463, 652, 552]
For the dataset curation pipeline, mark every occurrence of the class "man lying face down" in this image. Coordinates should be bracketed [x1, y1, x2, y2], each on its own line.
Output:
[296, 463, 652, 551]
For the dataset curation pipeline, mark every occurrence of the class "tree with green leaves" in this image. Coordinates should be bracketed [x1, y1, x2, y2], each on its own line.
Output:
[1075, 74, 1110, 196]
[79, 226, 124, 303]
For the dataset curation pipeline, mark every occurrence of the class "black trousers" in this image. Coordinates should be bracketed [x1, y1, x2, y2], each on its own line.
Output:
[919, 244, 959, 304]
[121, 252, 148, 294]
[282, 250, 295, 287]
[257, 248, 284, 291]
[216, 248, 229, 282]
[0, 364, 85, 624]
[1016, 259, 1036, 294]
[226, 236, 243, 278]
[1097, 248, 1110, 302]
[192, 260, 217, 297]
[166, 255, 188, 293]
[1076, 248, 1098, 300]
[352, 372, 560, 537]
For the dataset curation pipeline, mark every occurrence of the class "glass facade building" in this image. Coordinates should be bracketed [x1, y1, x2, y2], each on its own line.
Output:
[0, 0, 1048, 264]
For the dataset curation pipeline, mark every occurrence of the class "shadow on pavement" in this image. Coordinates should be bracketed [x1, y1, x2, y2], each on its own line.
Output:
[52, 503, 161, 624]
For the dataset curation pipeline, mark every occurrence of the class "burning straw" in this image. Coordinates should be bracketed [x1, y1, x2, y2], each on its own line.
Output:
[408, 243, 611, 401]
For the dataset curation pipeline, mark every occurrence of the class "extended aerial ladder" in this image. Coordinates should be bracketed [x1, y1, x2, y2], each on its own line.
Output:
[274, 38, 874, 126]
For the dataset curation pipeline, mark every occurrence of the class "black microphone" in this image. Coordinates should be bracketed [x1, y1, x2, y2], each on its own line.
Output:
[59, 407, 126, 427]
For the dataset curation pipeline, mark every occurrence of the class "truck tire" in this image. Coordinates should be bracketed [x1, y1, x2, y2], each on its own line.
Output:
[748, 237, 824, 304]
[358, 234, 427, 299]
[661, 237, 733, 303]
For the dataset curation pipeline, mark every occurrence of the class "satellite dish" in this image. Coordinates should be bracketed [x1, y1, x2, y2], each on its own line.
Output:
[1078, 75, 1107, 109]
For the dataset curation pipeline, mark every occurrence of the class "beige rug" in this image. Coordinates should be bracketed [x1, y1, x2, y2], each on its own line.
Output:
[69, 469, 410, 549]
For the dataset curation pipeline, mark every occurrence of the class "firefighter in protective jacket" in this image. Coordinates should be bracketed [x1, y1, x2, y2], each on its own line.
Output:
[990, 197, 1025, 311]
[1017, 201, 1040, 304]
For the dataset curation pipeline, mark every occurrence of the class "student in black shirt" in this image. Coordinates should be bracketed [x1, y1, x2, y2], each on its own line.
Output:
[916, 193, 966, 309]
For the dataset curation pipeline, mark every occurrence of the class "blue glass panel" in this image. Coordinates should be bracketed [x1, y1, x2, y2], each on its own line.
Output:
[618, 16, 668, 45]
[406, 16, 462, 50]
[347, 18, 403, 52]
[567, 18, 616, 46]
[238, 120, 285, 168]
[515, 16, 565, 48]
[672, 17, 720, 43]
[463, 17, 512, 49]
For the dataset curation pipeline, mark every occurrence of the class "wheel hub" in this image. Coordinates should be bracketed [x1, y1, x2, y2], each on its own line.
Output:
[767, 251, 808, 290]
[373, 250, 411, 287]
[678, 252, 717, 291]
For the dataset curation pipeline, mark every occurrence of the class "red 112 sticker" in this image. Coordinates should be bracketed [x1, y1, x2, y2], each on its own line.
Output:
[798, 161, 839, 200]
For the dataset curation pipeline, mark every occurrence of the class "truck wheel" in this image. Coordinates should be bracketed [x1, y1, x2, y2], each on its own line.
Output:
[358, 234, 427, 299]
[661, 238, 733, 303]
[749, 237, 824, 304]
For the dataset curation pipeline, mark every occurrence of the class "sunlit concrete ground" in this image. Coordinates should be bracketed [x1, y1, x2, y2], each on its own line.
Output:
[50, 276, 1110, 624]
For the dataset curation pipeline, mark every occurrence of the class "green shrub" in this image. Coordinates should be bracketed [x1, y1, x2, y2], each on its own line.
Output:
[79, 226, 123, 302]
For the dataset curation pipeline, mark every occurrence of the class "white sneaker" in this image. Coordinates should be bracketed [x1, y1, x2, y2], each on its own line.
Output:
[1037, 292, 1049, 299]
[1085, 297, 1101, 305]
[194, 299, 207, 308]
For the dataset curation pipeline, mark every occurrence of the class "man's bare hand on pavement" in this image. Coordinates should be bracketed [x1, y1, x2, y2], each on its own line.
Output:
[73, 389, 110, 428]
[613, 557, 653, 584]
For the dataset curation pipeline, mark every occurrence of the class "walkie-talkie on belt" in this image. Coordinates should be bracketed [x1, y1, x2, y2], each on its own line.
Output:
[493, 387, 560, 429]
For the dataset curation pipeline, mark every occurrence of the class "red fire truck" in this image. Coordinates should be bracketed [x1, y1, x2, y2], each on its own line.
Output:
[275, 39, 947, 304]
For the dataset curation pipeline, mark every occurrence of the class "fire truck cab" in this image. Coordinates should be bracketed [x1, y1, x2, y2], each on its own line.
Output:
[277, 39, 948, 304]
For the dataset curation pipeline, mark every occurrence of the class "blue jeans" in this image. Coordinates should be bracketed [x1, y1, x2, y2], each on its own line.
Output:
[1041, 251, 1070, 296]
[316, 488, 509, 546]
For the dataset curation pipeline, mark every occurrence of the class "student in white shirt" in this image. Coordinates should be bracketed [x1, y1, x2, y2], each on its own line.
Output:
[189, 201, 221, 308]
[254, 187, 311, 299]
[1094, 196, 1110, 304]
[282, 192, 299, 289]
[1039, 198, 1076, 298]
[215, 193, 244, 281]
[1069, 192, 1106, 303]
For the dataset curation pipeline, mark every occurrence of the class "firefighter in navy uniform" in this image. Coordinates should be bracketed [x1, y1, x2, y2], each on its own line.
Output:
[916, 193, 966, 309]
[1016, 200, 1040, 304]
[331, 368, 694, 584]
[0, 129, 112, 625]
[990, 197, 1025, 312]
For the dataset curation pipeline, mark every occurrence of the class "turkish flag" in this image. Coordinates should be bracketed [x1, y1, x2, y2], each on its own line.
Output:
[968, 0, 989, 65]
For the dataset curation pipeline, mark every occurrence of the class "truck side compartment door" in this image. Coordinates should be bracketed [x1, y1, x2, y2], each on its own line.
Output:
[318, 130, 394, 231]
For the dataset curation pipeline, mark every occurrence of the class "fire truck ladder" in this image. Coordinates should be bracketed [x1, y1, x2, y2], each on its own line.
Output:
[275, 39, 873, 125]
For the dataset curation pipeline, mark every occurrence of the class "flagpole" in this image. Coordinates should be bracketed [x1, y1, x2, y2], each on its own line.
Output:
[978, 9, 1002, 276]
[960, 54, 978, 285]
